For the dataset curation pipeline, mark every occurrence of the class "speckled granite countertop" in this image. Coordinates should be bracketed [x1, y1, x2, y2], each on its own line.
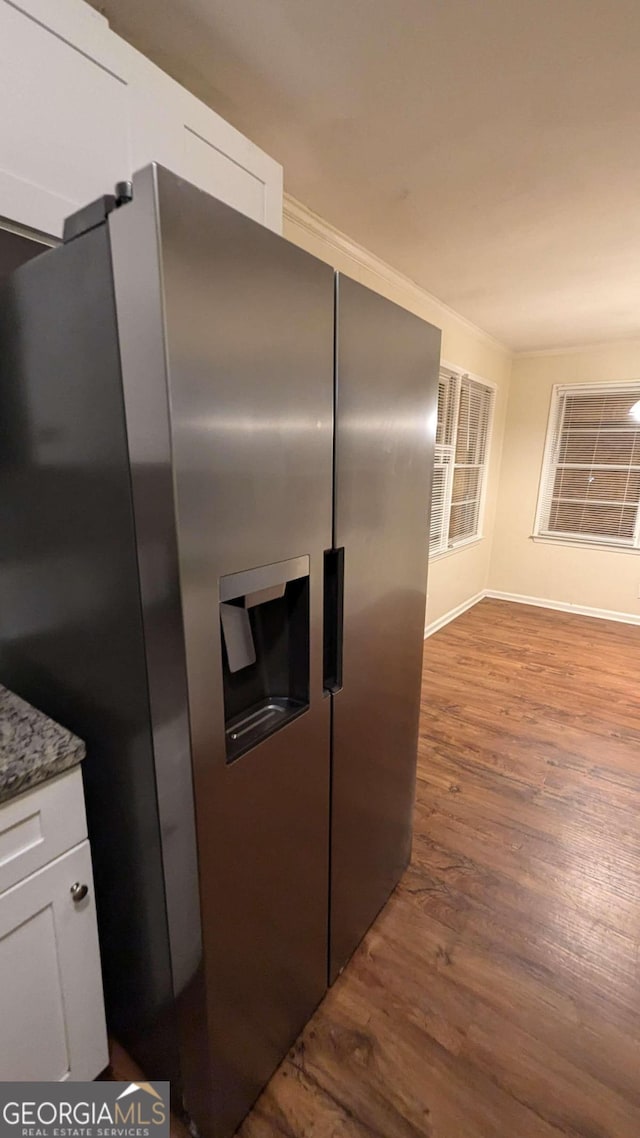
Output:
[0, 685, 85, 806]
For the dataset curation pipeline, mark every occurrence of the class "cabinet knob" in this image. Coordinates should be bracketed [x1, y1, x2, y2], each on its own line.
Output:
[70, 881, 89, 903]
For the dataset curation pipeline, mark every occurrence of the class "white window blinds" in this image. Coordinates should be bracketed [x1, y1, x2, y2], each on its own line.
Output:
[430, 369, 494, 557]
[535, 384, 640, 548]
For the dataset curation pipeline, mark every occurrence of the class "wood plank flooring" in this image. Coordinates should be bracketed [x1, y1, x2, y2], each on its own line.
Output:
[238, 598, 640, 1138]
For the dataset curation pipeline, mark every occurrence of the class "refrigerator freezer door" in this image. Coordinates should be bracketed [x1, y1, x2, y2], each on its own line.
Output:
[331, 273, 440, 981]
[110, 166, 334, 1138]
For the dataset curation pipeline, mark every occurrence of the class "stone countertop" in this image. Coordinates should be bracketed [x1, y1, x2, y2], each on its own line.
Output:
[0, 685, 85, 806]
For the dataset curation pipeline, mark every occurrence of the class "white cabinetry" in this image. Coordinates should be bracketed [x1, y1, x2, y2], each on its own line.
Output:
[0, 768, 108, 1081]
[0, 0, 282, 238]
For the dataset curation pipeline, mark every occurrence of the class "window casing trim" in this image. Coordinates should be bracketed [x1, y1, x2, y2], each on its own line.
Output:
[429, 534, 484, 562]
[530, 533, 640, 556]
[533, 380, 640, 551]
[429, 360, 496, 558]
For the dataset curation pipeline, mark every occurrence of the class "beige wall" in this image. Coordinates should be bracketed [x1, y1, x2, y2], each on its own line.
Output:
[489, 340, 640, 616]
[284, 201, 512, 628]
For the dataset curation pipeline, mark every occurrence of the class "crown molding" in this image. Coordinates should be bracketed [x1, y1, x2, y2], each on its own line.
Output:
[515, 335, 640, 359]
[283, 194, 511, 357]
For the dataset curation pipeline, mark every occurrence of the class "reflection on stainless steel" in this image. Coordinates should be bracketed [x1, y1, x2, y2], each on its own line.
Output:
[0, 165, 440, 1138]
[179, 415, 327, 433]
[330, 274, 440, 982]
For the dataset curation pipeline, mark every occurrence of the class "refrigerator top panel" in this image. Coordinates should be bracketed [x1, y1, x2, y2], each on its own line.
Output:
[108, 165, 334, 1138]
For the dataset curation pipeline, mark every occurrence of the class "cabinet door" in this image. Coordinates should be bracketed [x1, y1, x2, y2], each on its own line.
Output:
[172, 84, 283, 232]
[127, 59, 283, 233]
[0, 841, 108, 1081]
[0, 1, 283, 239]
[0, 1, 131, 237]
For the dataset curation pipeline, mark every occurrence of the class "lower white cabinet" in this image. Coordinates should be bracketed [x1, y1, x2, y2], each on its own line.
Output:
[0, 794, 108, 1081]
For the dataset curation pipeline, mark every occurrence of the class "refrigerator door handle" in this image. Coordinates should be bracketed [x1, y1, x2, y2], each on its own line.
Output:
[323, 546, 344, 694]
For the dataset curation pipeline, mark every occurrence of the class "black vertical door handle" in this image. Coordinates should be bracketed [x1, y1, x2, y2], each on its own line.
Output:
[323, 547, 344, 694]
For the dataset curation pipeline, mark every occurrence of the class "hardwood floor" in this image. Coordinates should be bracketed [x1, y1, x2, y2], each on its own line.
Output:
[238, 598, 640, 1138]
[103, 1040, 191, 1138]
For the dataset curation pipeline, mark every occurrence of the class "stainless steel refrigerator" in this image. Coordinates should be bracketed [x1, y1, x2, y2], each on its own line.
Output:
[0, 165, 440, 1138]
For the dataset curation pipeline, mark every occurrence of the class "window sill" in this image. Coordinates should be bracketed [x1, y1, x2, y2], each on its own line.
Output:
[530, 534, 640, 555]
[429, 536, 484, 562]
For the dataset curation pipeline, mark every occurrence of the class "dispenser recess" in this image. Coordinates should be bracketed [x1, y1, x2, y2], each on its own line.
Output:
[220, 556, 310, 762]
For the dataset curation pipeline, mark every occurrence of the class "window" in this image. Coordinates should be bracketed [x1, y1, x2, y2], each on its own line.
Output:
[430, 368, 494, 556]
[535, 383, 640, 549]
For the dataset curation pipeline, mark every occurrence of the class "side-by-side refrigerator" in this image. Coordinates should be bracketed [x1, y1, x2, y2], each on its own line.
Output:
[0, 165, 440, 1138]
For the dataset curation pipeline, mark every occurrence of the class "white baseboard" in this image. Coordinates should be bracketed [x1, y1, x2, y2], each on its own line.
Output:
[424, 592, 485, 639]
[484, 589, 640, 627]
[424, 588, 640, 638]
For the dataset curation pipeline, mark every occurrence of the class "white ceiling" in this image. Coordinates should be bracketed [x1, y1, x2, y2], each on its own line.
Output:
[90, 0, 640, 352]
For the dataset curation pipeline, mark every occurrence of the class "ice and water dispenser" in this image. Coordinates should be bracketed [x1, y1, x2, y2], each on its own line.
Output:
[219, 556, 310, 762]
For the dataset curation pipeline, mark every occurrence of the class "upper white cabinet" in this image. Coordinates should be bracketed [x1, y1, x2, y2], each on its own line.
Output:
[0, 1, 128, 237]
[0, 0, 282, 238]
[127, 51, 282, 226]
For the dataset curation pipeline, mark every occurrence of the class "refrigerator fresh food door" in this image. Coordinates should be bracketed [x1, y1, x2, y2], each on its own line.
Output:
[330, 273, 440, 982]
[110, 166, 334, 1138]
